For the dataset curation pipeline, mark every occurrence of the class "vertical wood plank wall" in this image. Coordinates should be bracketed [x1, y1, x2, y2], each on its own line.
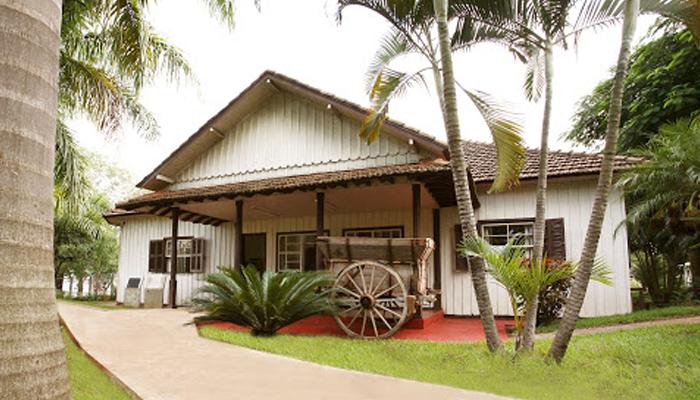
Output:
[170, 92, 426, 190]
[440, 179, 631, 317]
[116, 208, 434, 306]
[116, 178, 631, 316]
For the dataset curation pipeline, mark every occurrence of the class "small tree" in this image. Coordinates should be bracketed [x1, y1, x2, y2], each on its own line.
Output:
[461, 236, 612, 351]
[194, 266, 337, 336]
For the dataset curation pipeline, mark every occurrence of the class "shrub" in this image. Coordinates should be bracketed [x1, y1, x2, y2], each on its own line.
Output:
[193, 265, 337, 336]
[536, 261, 572, 326]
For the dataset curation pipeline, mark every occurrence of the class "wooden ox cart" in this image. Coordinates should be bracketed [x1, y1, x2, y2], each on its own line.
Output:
[317, 236, 435, 339]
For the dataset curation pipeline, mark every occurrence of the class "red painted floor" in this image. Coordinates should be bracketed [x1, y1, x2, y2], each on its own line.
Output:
[204, 312, 512, 342]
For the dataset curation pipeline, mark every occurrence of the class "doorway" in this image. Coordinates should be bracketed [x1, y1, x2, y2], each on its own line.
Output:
[242, 233, 266, 273]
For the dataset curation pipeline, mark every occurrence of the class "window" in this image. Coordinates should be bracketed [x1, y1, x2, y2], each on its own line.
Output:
[480, 221, 534, 253]
[165, 238, 193, 273]
[343, 226, 404, 238]
[277, 232, 318, 272]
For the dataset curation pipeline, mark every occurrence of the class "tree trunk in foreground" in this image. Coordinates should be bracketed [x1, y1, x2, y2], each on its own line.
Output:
[548, 0, 639, 363]
[433, 0, 502, 352]
[521, 41, 555, 351]
[689, 247, 700, 301]
[0, 1, 70, 398]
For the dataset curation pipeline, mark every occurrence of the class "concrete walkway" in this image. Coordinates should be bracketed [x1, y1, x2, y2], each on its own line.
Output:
[536, 315, 700, 339]
[58, 302, 511, 400]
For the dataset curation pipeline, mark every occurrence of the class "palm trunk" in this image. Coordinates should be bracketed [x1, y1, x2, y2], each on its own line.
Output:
[520, 42, 554, 351]
[532, 42, 554, 263]
[548, 0, 639, 363]
[0, 1, 70, 398]
[689, 247, 700, 301]
[433, 0, 502, 352]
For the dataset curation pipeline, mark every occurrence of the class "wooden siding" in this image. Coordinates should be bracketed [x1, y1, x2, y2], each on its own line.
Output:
[171, 92, 425, 190]
[115, 208, 434, 306]
[440, 179, 631, 317]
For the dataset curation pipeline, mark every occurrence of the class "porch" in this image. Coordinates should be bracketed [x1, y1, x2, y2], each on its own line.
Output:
[109, 162, 478, 308]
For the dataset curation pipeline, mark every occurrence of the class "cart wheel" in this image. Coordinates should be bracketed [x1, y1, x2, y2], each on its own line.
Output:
[332, 260, 408, 339]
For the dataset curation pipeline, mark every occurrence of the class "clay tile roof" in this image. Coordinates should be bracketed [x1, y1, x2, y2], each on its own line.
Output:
[463, 140, 642, 183]
[116, 161, 451, 210]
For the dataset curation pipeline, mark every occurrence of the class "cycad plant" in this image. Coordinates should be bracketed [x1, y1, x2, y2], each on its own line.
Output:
[193, 266, 337, 336]
[460, 235, 612, 350]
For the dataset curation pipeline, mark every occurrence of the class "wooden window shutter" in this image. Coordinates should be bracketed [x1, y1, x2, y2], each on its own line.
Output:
[454, 225, 471, 271]
[190, 239, 206, 273]
[544, 218, 566, 260]
[148, 240, 165, 273]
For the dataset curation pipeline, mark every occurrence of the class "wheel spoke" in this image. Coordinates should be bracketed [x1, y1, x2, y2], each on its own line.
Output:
[347, 307, 363, 328]
[337, 286, 361, 299]
[360, 310, 368, 337]
[345, 273, 364, 295]
[374, 307, 394, 331]
[369, 309, 379, 337]
[371, 270, 389, 296]
[368, 265, 376, 294]
[358, 265, 368, 293]
[339, 303, 361, 315]
[375, 303, 402, 319]
[375, 282, 400, 298]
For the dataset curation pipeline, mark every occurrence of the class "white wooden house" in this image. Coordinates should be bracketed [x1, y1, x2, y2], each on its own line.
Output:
[105, 71, 638, 317]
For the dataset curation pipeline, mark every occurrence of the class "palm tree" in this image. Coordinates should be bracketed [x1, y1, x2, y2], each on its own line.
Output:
[0, 1, 71, 398]
[56, 0, 240, 207]
[460, 235, 611, 350]
[548, 0, 640, 363]
[451, 0, 651, 350]
[338, 0, 529, 352]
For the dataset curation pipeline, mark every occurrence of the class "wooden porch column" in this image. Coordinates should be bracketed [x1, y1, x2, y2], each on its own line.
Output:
[234, 199, 243, 269]
[412, 183, 421, 237]
[432, 208, 441, 292]
[315, 192, 325, 271]
[169, 209, 180, 308]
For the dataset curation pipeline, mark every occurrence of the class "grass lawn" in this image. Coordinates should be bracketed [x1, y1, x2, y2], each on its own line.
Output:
[58, 298, 125, 310]
[62, 328, 133, 400]
[536, 305, 700, 333]
[200, 323, 700, 400]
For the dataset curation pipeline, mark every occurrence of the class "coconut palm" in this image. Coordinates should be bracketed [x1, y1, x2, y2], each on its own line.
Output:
[194, 265, 337, 336]
[338, 0, 529, 353]
[450, 0, 654, 349]
[56, 0, 240, 207]
[460, 235, 611, 350]
[0, 1, 71, 398]
[548, 0, 640, 363]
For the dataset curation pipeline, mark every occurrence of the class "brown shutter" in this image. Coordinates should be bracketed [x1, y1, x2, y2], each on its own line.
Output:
[544, 218, 566, 260]
[190, 239, 206, 273]
[454, 225, 470, 271]
[148, 240, 165, 273]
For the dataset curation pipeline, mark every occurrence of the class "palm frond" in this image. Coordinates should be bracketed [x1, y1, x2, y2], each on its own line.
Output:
[365, 28, 417, 92]
[360, 68, 429, 144]
[523, 45, 545, 101]
[59, 53, 160, 139]
[200, 0, 240, 30]
[54, 119, 90, 213]
[194, 265, 336, 335]
[458, 85, 525, 192]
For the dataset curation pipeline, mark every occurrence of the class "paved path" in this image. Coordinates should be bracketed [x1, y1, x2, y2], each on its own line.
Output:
[536, 315, 700, 339]
[58, 302, 511, 400]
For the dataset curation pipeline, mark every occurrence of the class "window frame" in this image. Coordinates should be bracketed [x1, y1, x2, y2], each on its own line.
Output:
[163, 236, 195, 273]
[478, 218, 535, 253]
[342, 226, 404, 238]
[275, 230, 328, 272]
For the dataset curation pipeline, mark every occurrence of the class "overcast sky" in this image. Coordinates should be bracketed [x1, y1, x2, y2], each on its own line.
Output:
[73, 0, 654, 184]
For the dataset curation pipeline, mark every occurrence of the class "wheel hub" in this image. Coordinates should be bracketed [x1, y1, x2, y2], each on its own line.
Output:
[360, 295, 374, 309]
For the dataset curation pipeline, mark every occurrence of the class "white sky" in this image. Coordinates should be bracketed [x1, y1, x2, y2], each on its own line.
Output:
[74, 0, 654, 185]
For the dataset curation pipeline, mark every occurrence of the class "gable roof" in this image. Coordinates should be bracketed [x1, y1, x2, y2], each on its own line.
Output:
[137, 70, 449, 191]
[464, 140, 641, 184]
